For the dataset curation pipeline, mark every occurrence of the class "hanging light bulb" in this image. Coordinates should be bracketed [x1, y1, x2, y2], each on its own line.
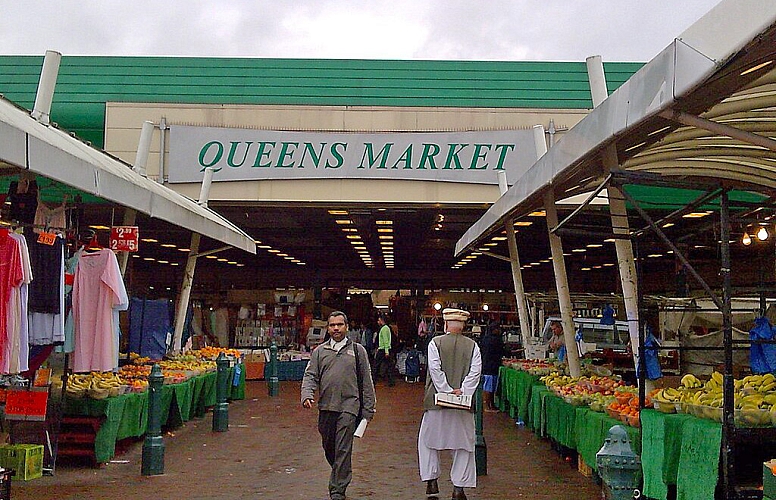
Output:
[742, 231, 752, 246]
[757, 226, 769, 241]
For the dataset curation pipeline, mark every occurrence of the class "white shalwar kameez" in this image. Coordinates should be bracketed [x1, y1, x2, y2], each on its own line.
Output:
[418, 337, 482, 488]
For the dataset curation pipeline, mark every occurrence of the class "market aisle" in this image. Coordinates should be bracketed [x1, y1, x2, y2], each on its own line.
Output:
[12, 380, 602, 499]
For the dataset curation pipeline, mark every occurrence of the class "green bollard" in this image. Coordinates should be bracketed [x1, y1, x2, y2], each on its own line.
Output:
[475, 378, 487, 476]
[268, 341, 279, 397]
[213, 352, 230, 432]
[142, 364, 165, 476]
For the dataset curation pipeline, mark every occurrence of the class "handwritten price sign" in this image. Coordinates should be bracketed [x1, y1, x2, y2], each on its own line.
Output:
[110, 226, 139, 252]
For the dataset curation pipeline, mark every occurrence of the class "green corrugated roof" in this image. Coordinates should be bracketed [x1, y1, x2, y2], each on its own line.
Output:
[0, 56, 642, 148]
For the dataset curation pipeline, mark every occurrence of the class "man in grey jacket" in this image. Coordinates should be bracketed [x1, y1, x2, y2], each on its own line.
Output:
[302, 311, 376, 500]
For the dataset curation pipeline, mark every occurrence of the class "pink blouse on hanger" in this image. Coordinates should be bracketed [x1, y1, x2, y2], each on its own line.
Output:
[72, 249, 128, 372]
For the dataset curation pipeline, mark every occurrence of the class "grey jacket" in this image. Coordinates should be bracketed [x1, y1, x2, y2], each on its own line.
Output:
[301, 339, 376, 420]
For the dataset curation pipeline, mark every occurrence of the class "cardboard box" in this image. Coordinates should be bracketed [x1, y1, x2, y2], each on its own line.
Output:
[578, 454, 593, 478]
[0, 444, 43, 481]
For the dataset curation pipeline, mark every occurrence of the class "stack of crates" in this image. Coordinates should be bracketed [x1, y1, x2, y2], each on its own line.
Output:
[0, 444, 44, 481]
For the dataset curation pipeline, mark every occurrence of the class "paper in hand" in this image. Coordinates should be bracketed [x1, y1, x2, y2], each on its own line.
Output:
[354, 418, 369, 438]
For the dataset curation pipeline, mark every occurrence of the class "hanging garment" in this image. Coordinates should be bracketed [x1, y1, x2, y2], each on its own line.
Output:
[6, 180, 38, 224]
[0, 232, 23, 369]
[32, 200, 67, 234]
[27, 234, 65, 346]
[4, 233, 32, 373]
[55, 249, 81, 355]
[72, 249, 128, 372]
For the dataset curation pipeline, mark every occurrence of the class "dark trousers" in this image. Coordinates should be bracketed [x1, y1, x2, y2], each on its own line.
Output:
[373, 349, 394, 385]
[318, 410, 358, 500]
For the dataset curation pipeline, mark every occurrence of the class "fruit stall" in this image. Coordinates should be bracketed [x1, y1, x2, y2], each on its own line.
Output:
[497, 360, 776, 499]
[58, 347, 245, 464]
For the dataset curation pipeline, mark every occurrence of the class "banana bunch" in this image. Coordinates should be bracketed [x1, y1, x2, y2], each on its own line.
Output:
[89, 372, 123, 389]
[704, 372, 723, 391]
[680, 373, 703, 389]
[653, 387, 682, 403]
[741, 373, 776, 393]
[540, 373, 576, 388]
[65, 373, 93, 394]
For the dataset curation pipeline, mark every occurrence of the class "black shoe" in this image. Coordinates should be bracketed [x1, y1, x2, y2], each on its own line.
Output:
[426, 478, 439, 497]
[451, 486, 467, 500]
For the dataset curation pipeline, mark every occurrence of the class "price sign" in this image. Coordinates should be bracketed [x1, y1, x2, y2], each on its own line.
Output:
[36, 231, 58, 246]
[5, 388, 49, 421]
[110, 226, 139, 252]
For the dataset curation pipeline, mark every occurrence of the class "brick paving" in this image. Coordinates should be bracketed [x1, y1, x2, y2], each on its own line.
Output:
[11, 380, 603, 499]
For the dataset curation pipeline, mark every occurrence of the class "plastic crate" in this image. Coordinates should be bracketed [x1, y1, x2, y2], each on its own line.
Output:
[0, 444, 43, 481]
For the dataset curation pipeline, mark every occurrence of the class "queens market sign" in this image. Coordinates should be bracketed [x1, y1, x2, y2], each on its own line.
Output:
[167, 125, 539, 184]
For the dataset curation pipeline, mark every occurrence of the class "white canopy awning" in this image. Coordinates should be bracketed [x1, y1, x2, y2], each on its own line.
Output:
[456, 0, 776, 256]
[0, 96, 256, 254]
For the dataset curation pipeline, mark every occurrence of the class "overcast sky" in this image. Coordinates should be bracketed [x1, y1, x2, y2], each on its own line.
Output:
[1, 1, 722, 62]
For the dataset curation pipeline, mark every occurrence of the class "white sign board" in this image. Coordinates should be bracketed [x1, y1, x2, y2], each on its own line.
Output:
[167, 125, 539, 185]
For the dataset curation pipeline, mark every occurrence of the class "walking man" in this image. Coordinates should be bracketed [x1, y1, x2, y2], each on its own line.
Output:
[301, 311, 376, 500]
[418, 308, 482, 500]
[373, 314, 395, 386]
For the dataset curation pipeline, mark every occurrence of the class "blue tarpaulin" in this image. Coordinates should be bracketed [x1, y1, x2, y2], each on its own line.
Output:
[749, 316, 776, 374]
[129, 297, 173, 360]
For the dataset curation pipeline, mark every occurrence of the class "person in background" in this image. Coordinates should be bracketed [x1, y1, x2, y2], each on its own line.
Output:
[479, 323, 504, 412]
[418, 308, 482, 500]
[547, 320, 565, 355]
[361, 321, 375, 363]
[301, 311, 376, 500]
[373, 314, 395, 386]
[347, 322, 362, 345]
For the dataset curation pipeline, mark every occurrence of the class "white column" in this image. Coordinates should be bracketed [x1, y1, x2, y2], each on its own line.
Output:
[544, 191, 581, 377]
[171, 168, 215, 353]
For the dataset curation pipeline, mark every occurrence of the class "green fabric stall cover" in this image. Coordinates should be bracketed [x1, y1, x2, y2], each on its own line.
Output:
[514, 370, 539, 423]
[544, 393, 577, 449]
[202, 371, 217, 407]
[641, 409, 668, 500]
[676, 417, 721, 500]
[173, 378, 194, 421]
[190, 373, 207, 418]
[496, 366, 508, 412]
[157, 384, 175, 427]
[503, 367, 519, 418]
[115, 391, 148, 440]
[662, 413, 694, 486]
[530, 386, 552, 435]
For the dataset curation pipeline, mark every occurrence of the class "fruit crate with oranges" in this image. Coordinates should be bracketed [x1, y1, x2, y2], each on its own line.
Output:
[765, 460, 776, 498]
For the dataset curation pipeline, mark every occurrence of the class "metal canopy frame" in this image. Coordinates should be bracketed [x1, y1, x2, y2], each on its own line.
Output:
[0, 96, 256, 255]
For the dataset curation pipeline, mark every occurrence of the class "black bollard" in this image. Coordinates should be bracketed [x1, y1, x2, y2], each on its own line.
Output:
[213, 352, 229, 432]
[475, 378, 488, 476]
[268, 341, 279, 397]
[142, 364, 165, 476]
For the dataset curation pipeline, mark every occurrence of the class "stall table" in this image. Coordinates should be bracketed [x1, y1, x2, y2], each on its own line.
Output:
[61, 367, 245, 463]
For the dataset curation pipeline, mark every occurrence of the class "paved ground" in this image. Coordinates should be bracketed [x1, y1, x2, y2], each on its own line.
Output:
[11, 380, 603, 499]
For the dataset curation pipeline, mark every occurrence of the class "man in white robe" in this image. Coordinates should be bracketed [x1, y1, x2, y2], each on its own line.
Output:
[418, 308, 482, 500]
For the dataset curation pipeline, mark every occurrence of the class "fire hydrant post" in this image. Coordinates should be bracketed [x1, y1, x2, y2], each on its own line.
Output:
[596, 425, 642, 500]
[213, 352, 229, 432]
[475, 378, 487, 476]
[268, 341, 279, 397]
[142, 364, 165, 476]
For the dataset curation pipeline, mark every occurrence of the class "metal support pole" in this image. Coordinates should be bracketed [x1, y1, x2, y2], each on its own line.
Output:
[213, 352, 230, 432]
[268, 342, 279, 397]
[475, 379, 487, 476]
[171, 167, 215, 353]
[544, 191, 582, 377]
[141, 364, 165, 476]
[720, 190, 736, 499]
[497, 170, 532, 341]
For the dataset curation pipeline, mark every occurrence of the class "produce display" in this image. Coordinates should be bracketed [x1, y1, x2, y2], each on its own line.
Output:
[65, 348, 242, 399]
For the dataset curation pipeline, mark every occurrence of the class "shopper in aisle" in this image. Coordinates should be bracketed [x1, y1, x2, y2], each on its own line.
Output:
[479, 323, 504, 412]
[373, 314, 395, 386]
[301, 311, 376, 500]
[418, 308, 482, 500]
